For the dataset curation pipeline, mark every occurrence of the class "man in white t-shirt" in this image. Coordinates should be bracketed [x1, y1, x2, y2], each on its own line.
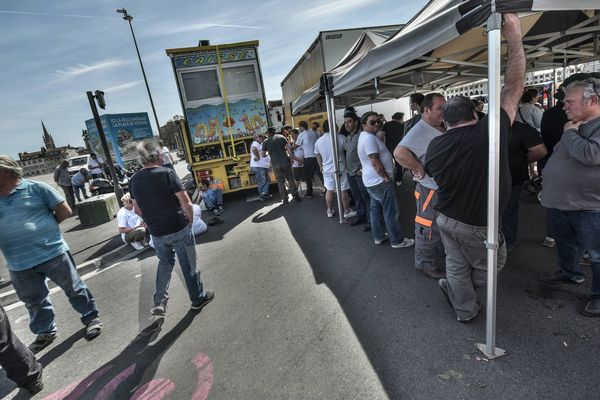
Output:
[358, 111, 414, 249]
[250, 132, 271, 201]
[314, 130, 356, 219]
[159, 140, 175, 169]
[87, 153, 106, 179]
[117, 193, 148, 250]
[294, 121, 322, 198]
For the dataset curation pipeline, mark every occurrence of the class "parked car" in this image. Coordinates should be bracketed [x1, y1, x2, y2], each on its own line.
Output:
[67, 154, 91, 176]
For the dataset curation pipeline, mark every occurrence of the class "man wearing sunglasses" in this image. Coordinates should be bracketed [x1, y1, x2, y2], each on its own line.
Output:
[358, 111, 414, 249]
[539, 78, 600, 317]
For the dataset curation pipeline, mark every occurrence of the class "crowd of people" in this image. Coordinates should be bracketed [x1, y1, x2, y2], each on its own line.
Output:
[0, 12, 599, 394]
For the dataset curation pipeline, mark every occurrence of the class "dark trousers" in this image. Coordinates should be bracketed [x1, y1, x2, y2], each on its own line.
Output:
[303, 157, 323, 196]
[60, 185, 75, 209]
[501, 185, 522, 247]
[0, 305, 42, 388]
[347, 174, 370, 221]
[273, 164, 298, 201]
[549, 209, 600, 293]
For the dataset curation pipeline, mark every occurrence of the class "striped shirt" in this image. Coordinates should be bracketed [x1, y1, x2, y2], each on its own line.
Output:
[0, 179, 69, 271]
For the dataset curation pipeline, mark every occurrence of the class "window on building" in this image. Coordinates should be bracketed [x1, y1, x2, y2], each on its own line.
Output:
[181, 69, 221, 101]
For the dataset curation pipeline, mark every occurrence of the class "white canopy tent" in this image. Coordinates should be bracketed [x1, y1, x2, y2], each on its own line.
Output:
[293, 0, 600, 358]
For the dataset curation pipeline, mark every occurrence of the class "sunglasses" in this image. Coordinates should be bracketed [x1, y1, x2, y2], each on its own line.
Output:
[368, 119, 382, 126]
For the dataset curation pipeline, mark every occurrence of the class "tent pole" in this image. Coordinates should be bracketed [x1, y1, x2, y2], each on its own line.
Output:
[475, 9, 506, 360]
[322, 73, 344, 223]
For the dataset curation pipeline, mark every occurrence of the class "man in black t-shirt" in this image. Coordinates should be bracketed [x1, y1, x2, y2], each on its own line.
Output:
[262, 127, 300, 204]
[130, 142, 213, 317]
[502, 122, 547, 252]
[424, 13, 526, 323]
[382, 112, 405, 183]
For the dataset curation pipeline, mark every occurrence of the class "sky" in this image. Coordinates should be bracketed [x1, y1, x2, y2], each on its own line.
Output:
[0, 0, 427, 159]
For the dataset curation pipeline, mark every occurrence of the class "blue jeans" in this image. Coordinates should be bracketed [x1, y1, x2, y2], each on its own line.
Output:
[548, 209, 600, 293]
[73, 184, 88, 202]
[501, 185, 522, 247]
[347, 174, 370, 221]
[152, 225, 205, 306]
[9, 252, 98, 335]
[203, 188, 223, 210]
[252, 167, 270, 196]
[366, 181, 405, 245]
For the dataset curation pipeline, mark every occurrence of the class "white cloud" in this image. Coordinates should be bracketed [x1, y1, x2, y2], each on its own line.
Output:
[104, 80, 142, 93]
[297, 0, 379, 19]
[0, 10, 93, 18]
[166, 22, 264, 35]
[55, 60, 129, 78]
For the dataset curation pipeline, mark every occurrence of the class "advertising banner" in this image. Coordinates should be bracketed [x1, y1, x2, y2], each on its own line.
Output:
[85, 112, 153, 166]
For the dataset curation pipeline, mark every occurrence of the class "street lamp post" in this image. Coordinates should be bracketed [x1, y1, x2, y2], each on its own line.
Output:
[86, 90, 124, 206]
[116, 8, 161, 136]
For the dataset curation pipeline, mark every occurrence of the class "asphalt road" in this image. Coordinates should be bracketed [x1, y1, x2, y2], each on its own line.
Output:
[1, 174, 599, 399]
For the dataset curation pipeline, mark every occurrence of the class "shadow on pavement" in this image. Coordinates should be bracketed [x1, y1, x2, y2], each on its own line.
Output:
[247, 174, 599, 399]
[48, 312, 198, 399]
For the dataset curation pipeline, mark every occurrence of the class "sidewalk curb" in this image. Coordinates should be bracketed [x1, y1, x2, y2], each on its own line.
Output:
[0, 243, 144, 308]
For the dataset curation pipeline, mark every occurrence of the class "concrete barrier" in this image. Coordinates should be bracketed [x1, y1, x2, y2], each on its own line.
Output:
[77, 193, 119, 225]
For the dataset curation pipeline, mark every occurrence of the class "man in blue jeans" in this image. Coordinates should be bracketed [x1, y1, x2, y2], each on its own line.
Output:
[130, 142, 214, 316]
[357, 111, 414, 249]
[539, 78, 600, 317]
[0, 156, 102, 353]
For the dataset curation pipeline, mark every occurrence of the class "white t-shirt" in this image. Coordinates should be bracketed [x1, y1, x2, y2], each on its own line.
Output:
[358, 131, 395, 187]
[88, 156, 105, 175]
[250, 141, 270, 169]
[161, 146, 174, 165]
[314, 133, 346, 174]
[117, 207, 143, 242]
[292, 147, 304, 168]
[295, 129, 319, 158]
[191, 204, 207, 236]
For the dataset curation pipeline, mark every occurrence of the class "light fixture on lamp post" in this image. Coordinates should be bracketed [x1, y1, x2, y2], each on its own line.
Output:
[116, 8, 161, 136]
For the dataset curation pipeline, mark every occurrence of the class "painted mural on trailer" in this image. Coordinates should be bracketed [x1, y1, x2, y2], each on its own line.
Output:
[185, 98, 267, 145]
[85, 112, 153, 166]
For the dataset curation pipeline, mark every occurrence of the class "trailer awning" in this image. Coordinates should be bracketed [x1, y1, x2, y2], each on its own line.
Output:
[291, 0, 600, 116]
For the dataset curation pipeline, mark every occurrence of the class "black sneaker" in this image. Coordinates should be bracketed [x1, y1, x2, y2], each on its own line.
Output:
[539, 270, 585, 284]
[20, 368, 43, 395]
[581, 295, 600, 317]
[191, 291, 215, 311]
[85, 318, 103, 340]
[29, 334, 56, 354]
[293, 195, 301, 202]
[349, 218, 366, 226]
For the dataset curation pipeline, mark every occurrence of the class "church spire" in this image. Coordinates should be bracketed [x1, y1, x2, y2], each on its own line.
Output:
[41, 120, 56, 150]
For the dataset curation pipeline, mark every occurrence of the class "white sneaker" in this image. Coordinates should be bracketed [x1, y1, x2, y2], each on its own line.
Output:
[391, 238, 415, 249]
[131, 241, 145, 250]
[327, 209, 335, 218]
[343, 210, 357, 219]
[374, 233, 389, 245]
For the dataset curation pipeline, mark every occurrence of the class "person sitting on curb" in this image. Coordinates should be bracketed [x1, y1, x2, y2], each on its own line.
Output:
[117, 192, 148, 250]
[193, 182, 224, 216]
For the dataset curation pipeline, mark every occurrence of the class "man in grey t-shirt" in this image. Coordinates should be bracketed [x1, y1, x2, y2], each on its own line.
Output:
[395, 93, 446, 279]
[262, 127, 300, 204]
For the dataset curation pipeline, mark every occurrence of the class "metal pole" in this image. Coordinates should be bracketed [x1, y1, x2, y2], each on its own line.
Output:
[321, 73, 344, 223]
[475, 10, 506, 360]
[118, 9, 161, 135]
[86, 91, 124, 206]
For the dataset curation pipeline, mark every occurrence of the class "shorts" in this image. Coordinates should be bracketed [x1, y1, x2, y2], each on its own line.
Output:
[323, 172, 350, 191]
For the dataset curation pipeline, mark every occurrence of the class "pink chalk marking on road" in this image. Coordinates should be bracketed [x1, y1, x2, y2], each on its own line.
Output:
[42, 364, 113, 400]
[191, 353, 214, 400]
[130, 378, 175, 400]
[94, 363, 136, 400]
